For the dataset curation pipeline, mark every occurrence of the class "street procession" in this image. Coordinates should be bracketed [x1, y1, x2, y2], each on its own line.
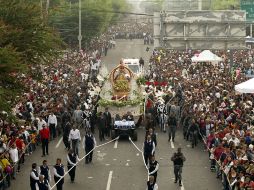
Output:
[1, 0, 254, 190]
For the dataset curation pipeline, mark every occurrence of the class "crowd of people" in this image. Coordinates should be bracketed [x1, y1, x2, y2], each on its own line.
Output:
[0, 30, 116, 189]
[143, 48, 254, 189]
[107, 22, 153, 42]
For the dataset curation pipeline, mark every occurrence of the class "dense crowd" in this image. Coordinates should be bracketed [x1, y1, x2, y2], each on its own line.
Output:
[107, 22, 153, 41]
[144, 49, 254, 190]
[0, 35, 111, 189]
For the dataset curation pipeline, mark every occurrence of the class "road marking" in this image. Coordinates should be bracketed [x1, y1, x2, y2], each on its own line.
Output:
[113, 158, 117, 161]
[114, 140, 118, 149]
[127, 160, 130, 162]
[106, 171, 113, 190]
[55, 137, 63, 148]
[170, 140, 175, 149]
[125, 163, 129, 166]
[136, 153, 139, 156]
[88, 176, 93, 179]
[105, 164, 110, 166]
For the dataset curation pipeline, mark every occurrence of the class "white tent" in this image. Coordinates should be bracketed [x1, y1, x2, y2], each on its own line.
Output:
[191, 50, 222, 63]
[235, 78, 254, 93]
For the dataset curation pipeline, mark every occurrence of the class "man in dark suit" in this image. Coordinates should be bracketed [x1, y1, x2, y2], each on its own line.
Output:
[97, 112, 106, 141]
[103, 108, 112, 138]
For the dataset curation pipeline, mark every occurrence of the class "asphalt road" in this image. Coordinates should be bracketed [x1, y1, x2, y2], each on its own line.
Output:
[9, 40, 222, 190]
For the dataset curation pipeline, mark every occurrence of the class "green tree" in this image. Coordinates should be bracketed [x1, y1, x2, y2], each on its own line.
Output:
[49, 0, 129, 48]
[211, 0, 240, 10]
[0, 0, 64, 112]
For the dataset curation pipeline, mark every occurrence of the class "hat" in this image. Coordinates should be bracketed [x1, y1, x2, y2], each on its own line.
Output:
[249, 144, 254, 149]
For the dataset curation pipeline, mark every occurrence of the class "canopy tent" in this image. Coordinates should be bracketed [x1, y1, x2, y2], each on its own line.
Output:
[191, 50, 222, 63]
[235, 78, 254, 94]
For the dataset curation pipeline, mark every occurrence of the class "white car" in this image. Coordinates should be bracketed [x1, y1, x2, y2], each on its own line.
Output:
[122, 58, 143, 75]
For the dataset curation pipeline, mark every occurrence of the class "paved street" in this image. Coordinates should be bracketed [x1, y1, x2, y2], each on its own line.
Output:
[9, 40, 222, 190]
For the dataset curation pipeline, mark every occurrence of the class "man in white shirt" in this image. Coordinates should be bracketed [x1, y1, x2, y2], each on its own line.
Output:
[68, 125, 81, 156]
[9, 144, 19, 179]
[48, 112, 57, 139]
[37, 117, 47, 133]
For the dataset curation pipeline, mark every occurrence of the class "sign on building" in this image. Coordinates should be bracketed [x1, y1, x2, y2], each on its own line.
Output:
[241, 0, 254, 21]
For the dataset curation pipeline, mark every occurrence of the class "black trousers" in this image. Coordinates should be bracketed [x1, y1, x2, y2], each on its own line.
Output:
[49, 124, 56, 139]
[30, 183, 36, 190]
[85, 146, 94, 163]
[54, 177, 64, 190]
[144, 153, 151, 166]
[99, 128, 104, 141]
[68, 165, 76, 182]
[63, 135, 70, 149]
[41, 138, 49, 156]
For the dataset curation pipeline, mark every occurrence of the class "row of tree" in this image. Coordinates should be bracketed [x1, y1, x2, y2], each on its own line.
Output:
[0, 0, 129, 115]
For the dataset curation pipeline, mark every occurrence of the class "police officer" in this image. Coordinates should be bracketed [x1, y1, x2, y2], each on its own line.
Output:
[67, 149, 79, 183]
[188, 119, 199, 148]
[146, 175, 158, 190]
[148, 155, 159, 182]
[53, 158, 65, 190]
[36, 175, 51, 190]
[171, 147, 186, 187]
[30, 163, 39, 190]
[38, 160, 51, 183]
[168, 113, 177, 142]
[143, 135, 155, 166]
[83, 130, 97, 164]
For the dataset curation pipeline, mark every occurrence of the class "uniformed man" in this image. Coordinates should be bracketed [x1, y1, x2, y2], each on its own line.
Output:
[168, 113, 177, 142]
[36, 175, 51, 190]
[63, 122, 71, 150]
[38, 160, 51, 183]
[83, 130, 97, 164]
[143, 135, 155, 166]
[171, 147, 186, 187]
[146, 128, 157, 147]
[67, 149, 79, 183]
[30, 163, 39, 190]
[53, 158, 65, 190]
[146, 175, 158, 190]
[103, 107, 112, 138]
[148, 155, 159, 182]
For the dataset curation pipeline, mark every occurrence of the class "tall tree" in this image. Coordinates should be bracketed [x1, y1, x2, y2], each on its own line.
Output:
[49, 0, 130, 48]
[0, 0, 64, 112]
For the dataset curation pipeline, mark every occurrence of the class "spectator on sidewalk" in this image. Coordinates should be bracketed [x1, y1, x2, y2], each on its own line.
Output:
[39, 125, 50, 157]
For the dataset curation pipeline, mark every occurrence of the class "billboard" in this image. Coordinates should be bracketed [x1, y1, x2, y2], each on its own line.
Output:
[154, 11, 246, 50]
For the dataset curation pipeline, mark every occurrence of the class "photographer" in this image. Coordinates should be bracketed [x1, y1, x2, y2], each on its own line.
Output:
[171, 147, 186, 187]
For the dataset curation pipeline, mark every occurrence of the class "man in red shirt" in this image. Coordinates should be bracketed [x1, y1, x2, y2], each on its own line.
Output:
[16, 136, 25, 172]
[214, 143, 224, 178]
[39, 124, 50, 157]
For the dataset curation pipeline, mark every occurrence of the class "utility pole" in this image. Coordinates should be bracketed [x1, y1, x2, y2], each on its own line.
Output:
[46, 0, 50, 15]
[78, 0, 82, 50]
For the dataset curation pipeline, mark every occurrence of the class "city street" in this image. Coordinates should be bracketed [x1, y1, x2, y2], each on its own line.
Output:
[9, 40, 222, 190]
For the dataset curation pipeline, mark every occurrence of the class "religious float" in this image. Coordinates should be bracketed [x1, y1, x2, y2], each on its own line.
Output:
[98, 60, 145, 141]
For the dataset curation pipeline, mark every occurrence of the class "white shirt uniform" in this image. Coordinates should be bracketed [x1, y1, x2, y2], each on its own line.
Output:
[68, 129, 81, 141]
